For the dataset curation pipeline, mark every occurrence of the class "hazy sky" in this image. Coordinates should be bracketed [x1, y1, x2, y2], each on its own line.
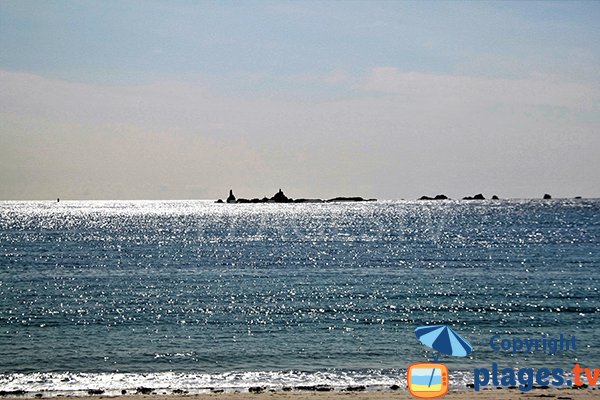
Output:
[1, 1, 599, 200]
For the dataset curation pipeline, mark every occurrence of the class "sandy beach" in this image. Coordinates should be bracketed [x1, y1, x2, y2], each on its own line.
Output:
[220, 389, 597, 399]
[3, 389, 598, 400]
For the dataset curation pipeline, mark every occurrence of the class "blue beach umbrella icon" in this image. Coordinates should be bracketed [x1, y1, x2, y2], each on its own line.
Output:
[415, 325, 473, 387]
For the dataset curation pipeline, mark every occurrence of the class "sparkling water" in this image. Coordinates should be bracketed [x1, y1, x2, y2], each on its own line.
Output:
[1, 200, 598, 394]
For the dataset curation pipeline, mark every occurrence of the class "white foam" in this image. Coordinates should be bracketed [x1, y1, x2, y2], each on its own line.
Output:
[0, 369, 474, 396]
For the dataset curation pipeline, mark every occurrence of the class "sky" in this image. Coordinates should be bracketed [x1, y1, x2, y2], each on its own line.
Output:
[1, 0, 599, 200]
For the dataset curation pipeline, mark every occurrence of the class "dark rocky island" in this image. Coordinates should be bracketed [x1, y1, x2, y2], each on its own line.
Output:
[418, 194, 449, 200]
[463, 193, 485, 200]
[418, 193, 504, 200]
[216, 189, 376, 204]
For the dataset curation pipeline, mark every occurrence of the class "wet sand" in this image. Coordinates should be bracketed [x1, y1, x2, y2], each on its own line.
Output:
[172, 389, 596, 399]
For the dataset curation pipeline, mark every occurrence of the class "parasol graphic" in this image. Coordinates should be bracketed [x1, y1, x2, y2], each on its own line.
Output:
[414, 325, 473, 388]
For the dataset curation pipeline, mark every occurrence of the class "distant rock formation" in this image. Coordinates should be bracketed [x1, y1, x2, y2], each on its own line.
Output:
[217, 189, 375, 204]
[272, 189, 292, 203]
[418, 194, 449, 200]
[463, 193, 485, 200]
[327, 196, 375, 202]
[294, 198, 324, 203]
[491, 195, 499, 200]
[543, 193, 552, 199]
[574, 196, 582, 199]
[226, 189, 236, 203]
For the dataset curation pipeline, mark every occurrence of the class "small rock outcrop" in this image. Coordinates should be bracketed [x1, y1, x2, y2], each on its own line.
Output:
[463, 193, 485, 200]
[327, 196, 365, 202]
[294, 385, 333, 392]
[272, 189, 292, 203]
[226, 189, 236, 203]
[345, 386, 366, 392]
[491, 195, 499, 200]
[418, 194, 449, 200]
[543, 193, 552, 199]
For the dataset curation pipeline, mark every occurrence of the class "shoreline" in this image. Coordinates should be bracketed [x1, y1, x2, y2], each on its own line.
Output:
[1, 388, 598, 400]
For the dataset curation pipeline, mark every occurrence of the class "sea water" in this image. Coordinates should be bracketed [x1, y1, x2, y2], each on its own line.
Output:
[0, 200, 598, 395]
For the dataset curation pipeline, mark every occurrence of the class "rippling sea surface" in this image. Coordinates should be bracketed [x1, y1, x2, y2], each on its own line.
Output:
[1, 200, 599, 395]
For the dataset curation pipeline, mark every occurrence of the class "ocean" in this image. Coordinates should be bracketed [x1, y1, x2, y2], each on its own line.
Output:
[0, 199, 598, 395]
